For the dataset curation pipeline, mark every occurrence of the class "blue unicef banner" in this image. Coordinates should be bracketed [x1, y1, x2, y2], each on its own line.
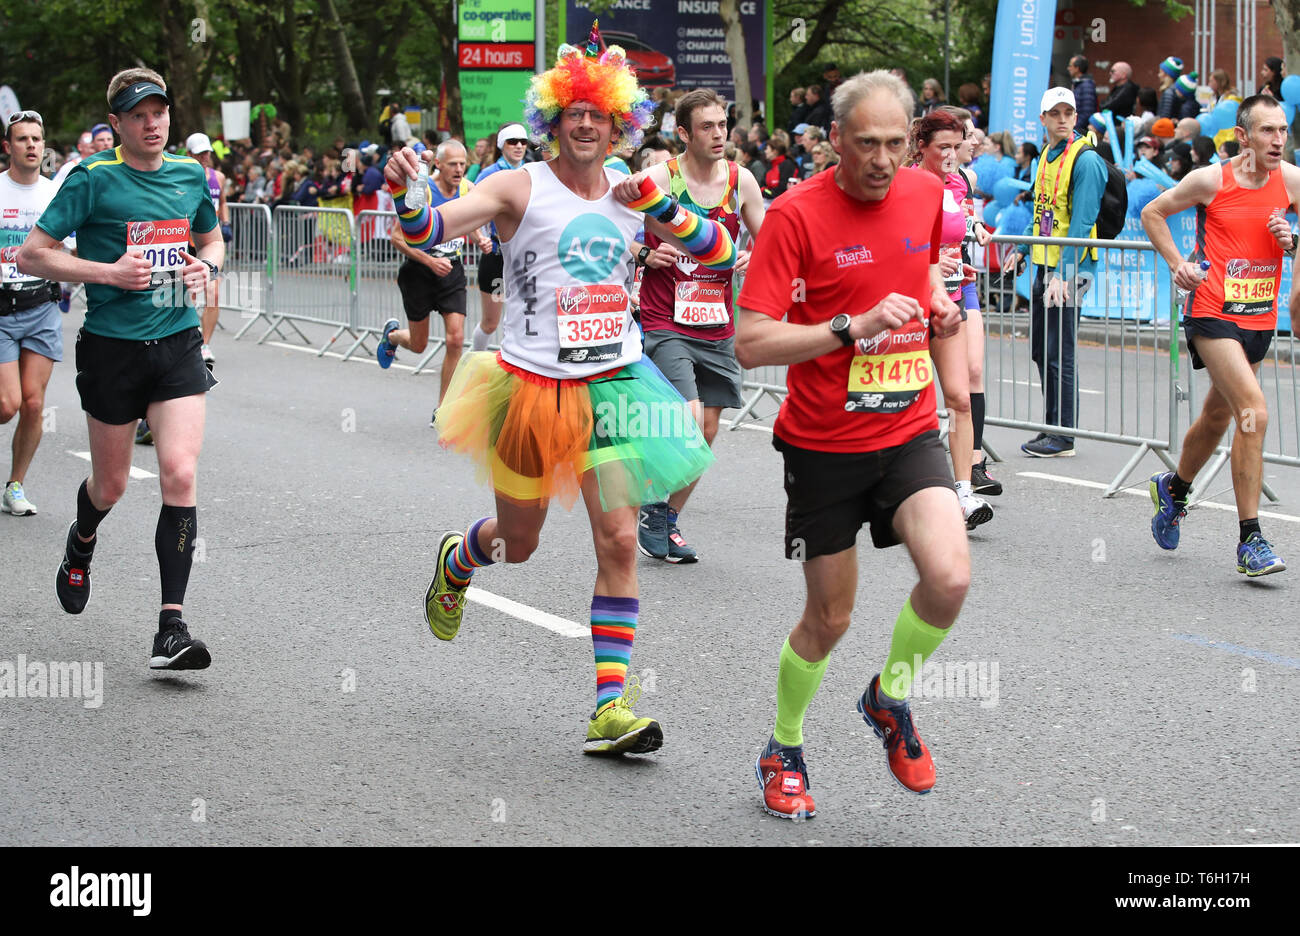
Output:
[562, 0, 765, 105]
[988, 0, 1057, 147]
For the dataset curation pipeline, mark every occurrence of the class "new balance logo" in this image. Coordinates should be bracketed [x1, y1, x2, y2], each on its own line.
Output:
[438, 594, 459, 612]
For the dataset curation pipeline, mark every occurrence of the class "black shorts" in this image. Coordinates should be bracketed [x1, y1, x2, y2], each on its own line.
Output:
[775, 429, 955, 558]
[1183, 317, 1273, 370]
[476, 247, 504, 295]
[75, 327, 217, 425]
[397, 259, 468, 322]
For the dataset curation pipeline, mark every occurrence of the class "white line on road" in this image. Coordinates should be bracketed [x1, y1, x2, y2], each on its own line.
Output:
[1018, 471, 1300, 523]
[67, 450, 156, 480]
[466, 586, 589, 638]
[267, 340, 430, 373]
[999, 378, 1103, 396]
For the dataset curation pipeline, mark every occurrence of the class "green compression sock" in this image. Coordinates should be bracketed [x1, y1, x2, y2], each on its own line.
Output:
[880, 597, 950, 703]
[773, 637, 830, 748]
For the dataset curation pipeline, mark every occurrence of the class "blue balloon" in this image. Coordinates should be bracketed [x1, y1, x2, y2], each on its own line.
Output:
[1199, 110, 1219, 136]
[1126, 179, 1161, 218]
[983, 202, 1003, 228]
[1281, 74, 1300, 104]
[1213, 99, 1239, 133]
[1284, 101, 1298, 126]
[998, 203, 1032, 238]
[992, 177, 1023, 208]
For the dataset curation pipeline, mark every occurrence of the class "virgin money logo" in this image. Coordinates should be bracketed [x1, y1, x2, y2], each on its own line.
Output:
[1225, 259, 1250, 278]
[0, 246, 18, 263]
[556, 286, 590, 316]
[128, 222, 155, 245]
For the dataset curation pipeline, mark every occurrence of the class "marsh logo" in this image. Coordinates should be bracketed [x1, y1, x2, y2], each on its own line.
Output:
[558, 214, 626, 281]
[50, 867, 151, 916]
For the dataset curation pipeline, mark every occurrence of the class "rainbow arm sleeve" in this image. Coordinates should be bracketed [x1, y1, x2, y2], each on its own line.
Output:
[388, 184, 443, 251]
[626, 176, 736, 271]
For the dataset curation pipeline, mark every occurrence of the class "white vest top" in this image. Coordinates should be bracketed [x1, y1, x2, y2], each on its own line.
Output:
[498, 161, 643, 378]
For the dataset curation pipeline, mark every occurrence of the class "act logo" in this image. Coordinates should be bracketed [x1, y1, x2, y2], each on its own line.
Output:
[558, 214, 626, 281]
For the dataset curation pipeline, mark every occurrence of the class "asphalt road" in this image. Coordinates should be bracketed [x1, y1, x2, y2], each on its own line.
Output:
[2, 309, 1298, 846]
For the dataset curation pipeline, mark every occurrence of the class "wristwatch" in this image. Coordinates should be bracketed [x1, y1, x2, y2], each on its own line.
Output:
[199, 258, 219, 280]
[830, 313, 853, 346]
[637, 245, 652, 266]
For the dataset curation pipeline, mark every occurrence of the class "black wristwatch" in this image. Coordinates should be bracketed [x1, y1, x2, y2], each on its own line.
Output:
[637, 245, 652, 266]
[830, 313, 853, 346]
[199, 258, 219, 280]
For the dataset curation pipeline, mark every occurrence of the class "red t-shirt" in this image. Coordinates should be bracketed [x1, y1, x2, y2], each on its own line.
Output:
[738, 167, 943, 453]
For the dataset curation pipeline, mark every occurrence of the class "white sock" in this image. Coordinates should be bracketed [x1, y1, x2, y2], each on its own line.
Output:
[955, 480, 971, 498]
[471, 325, 491, 352]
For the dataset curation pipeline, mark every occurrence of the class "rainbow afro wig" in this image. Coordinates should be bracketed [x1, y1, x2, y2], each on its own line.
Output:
[523, 20, 656, 155]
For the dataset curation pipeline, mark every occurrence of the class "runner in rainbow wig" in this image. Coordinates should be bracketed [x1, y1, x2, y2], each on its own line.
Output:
[383, 22, 737, 755]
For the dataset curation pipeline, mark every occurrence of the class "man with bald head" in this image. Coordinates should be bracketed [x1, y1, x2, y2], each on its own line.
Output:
[1105, 62, 1139, 118]
[378, 138, 493, 419]
[1174, 117, 1201, 143]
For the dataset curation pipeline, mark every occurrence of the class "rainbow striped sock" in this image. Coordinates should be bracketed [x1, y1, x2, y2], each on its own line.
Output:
[592, 595, 638, 712]
[626, 177, 736, 271]
[390, 185, 443, 251]
[444, 517, 494, 588]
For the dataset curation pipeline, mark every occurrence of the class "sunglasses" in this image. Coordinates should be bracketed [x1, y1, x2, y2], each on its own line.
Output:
[504, 138, 528, 146]
[6, 110, 43, 127]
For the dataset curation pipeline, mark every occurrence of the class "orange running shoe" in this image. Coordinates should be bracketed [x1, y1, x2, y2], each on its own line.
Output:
[755, 741, 816, 820]
[857, 673, 936, 794]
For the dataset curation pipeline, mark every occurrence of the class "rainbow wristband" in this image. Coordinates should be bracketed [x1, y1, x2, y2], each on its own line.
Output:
[390, 184, 442, 251]
[626, 176, 736, 271]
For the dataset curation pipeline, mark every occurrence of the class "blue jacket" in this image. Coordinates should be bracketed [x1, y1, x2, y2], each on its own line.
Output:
[1072, 76, 1098, 132]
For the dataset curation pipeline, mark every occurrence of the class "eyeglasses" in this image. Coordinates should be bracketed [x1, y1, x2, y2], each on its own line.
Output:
[5, 110, 42, 127]
[504, 138, 528, 146]
[562, 108, 612, 125]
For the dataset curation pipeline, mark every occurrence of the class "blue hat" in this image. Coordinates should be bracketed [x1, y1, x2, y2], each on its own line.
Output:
[1176, 74, 1198, 96]
[1088, 112, 1108, 131]
[793, 123, 810, 135]
[1160, 56, 1184, 79]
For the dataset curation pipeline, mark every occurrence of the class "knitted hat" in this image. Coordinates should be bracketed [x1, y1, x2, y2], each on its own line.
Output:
[1088, 111, 1108, 132]
[1175, 74, 1198, 97]
[1151, 117, 1177, 139]
[1160, 56, 1184, 79]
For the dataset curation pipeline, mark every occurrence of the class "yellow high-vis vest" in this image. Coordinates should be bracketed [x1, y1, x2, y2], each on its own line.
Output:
[1031, 135, 1099, 268]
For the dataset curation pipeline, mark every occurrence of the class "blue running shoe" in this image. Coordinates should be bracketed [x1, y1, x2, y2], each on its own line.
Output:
[377, 318, 400, 369]
[1149, 471, 1187, 550]
[1236, 533, 1286, 577]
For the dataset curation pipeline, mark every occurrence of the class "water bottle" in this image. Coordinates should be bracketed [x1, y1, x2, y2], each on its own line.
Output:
[1176, 260, 1210, 303]
[405, 158, 429, 209]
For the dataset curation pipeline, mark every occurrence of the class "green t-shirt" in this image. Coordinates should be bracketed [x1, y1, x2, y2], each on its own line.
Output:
[37, 147, 219, 340]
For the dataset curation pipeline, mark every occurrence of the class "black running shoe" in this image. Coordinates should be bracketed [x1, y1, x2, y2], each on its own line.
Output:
[150, 619, 212, 670]
[971, 458, 1003, 496]
[56, 521, 93, 615]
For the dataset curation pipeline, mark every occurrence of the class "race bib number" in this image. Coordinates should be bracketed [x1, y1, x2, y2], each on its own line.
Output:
[673, 281, 729, 327]
[555, 284, 629, 364]
[127, 219, 190, 285]
[430, 236, 464, 258]
[1221, 258, 1279, 317]
[0, 244, 23, 282]
[941, 246, 963, 295]
[845, 348, 932, 413]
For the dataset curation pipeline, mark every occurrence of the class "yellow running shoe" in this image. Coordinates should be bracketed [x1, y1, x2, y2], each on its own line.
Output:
[424, 532, 469, 640]
[583, 676, 664, 755]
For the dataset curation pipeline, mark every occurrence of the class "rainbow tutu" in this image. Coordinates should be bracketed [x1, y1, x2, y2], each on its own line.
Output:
[433, 351, 715, 510]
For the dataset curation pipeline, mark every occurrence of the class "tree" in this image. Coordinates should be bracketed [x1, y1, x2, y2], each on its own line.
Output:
[719, 0, 753, 131]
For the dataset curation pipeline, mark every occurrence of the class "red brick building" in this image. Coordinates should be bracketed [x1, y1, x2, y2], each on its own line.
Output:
[1053, 0, 1285, 99]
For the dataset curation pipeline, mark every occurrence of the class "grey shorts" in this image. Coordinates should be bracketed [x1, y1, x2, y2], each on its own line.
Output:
[642, 330, 744, 410]
[0, 300, 63, 364]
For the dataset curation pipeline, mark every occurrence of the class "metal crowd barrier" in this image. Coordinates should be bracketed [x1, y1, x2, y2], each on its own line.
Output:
[225, 211, 1300, 499]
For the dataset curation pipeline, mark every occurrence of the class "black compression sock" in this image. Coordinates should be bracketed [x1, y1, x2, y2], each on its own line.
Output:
[156, 504, 197, 607]
[1240, 518, 1261, 544]
[75, 479, 111, 552]
[1169, 474, 1193, 503]
[971, 392, 985, 451]
[159, 609, 183, 631]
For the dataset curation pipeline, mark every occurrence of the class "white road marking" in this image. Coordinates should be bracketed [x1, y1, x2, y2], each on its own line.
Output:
[719, 417, 773, 434]
[1018, 471, 1300, 523]
[466, 586, 589, 638]
[999, 377, 1103, 396]
[68, 450, 156, 480]
[267, 340, 431, 373]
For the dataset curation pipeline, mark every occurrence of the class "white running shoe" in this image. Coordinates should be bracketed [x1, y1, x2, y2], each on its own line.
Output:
[3, 481, 37, 516]
[960, 490, 992, 530]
